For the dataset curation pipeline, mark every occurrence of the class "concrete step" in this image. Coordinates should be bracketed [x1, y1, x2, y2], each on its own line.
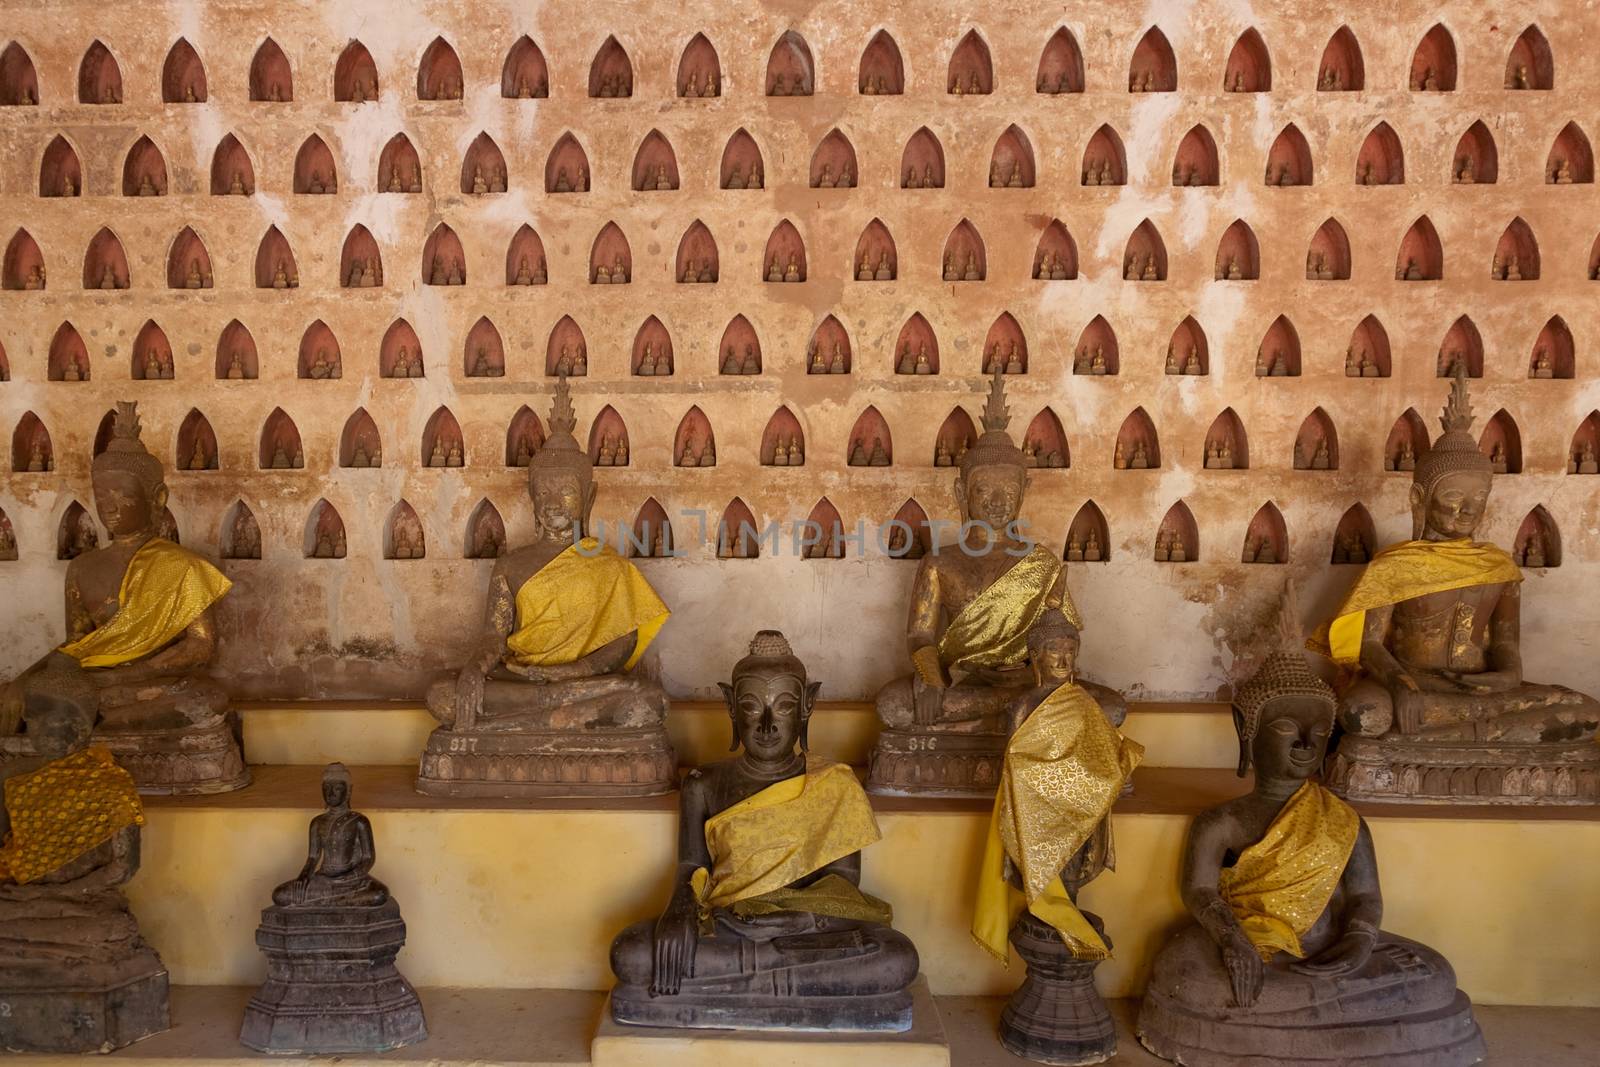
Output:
[238, 699, 1239, 770]
[126, 764, 1600, 1009]
[10, 985, 1593, 1066]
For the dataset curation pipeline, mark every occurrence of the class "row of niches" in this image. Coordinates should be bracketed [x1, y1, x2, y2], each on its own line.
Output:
[11, 214, 1600, 293]
[0, 310, 1584, 385]
[0, 23, 1566, 106]
[22, 120, 1600, 199]
[11, 403, 1600, 479]
[8, 494, 1567, 570]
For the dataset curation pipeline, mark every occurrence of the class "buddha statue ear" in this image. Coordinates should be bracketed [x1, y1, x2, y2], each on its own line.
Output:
[800, 680, 821, 751]
[952, 473, 969, 521]
[581, 480, 598, 526]
[717, 681, 739, 751]
[1232, 708, 1251, 778]
[1407, 481, 1427, 540]
[152, 482, 170, 513]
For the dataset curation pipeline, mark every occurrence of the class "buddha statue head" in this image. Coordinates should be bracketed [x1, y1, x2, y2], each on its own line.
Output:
[527, 375, 596, 542]
[1410, 367, 1493, 541]
[1026, 608, 1079, 686]
[93, 401, 167, 540]
[717, 630, 820, 762]
[1231, 583, 1336, 779]
[321, 761, 352, 809]
[956, 370, 1028, 533]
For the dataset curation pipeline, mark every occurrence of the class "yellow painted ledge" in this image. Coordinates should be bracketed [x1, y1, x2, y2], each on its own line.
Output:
[238, 700, 1237, 770]
[127, 765, 1600, 1007]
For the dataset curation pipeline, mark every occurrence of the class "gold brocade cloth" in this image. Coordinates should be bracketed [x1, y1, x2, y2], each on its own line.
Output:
[58, 538, 232, 669]
[972, 683, 1143, 963]
[505, 538, 670, 671]
[0, 746, 144, 885]
[1311, 539, 1522, 666]
[1219, 782, 1359, 961]
[690, 759, 891, 925]
[930, 545, 1078, 679]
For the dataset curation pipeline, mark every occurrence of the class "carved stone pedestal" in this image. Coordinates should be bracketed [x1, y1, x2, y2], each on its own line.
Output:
[999, 910, 1117, 1065]
[240, 899, 426, 1054]
[1328, 735, 1600, 805]
[93, 715, 249, 796]
[415, 725, 675, 798]
[866, 728, 1003, 797]
[0, 951, 169, 1054]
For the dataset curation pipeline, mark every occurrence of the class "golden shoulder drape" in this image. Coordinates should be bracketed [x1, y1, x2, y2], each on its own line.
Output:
[58, 538, 231, 669]
[0, 746, 144, 885]
[1220, 781, 1360, 960]
[691, 759, 890, 924]
[936, 545, 1079, 674]
[973, 683, 1142, 963]
[1311, 539, 1522, 666]
[506, 538, 670, 670]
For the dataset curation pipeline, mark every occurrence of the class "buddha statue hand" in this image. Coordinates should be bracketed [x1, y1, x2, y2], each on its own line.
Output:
[1289, 924, 1377, 978]
[910, 671, 946, 727]
[502, 661, 552, 684]
[1437, 668, 1519, 694]
[453, 665, 486, 730]
[651, 883, 700, 996]
[1222, 928, 1263, 1007]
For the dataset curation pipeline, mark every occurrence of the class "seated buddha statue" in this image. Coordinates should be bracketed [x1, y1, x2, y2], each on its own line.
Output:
[868, 371, 1124, 796]
[272, 763, 388, 908]
[416, 375, 675, 797]
[0, 664, 169, 1052]
[1, 402, 246, 795]
[973, 610, 1143, 1064]
[1138, 585, 1486, 1065]
[1319, 369, 1599, 803]
[609, 631, 919, 1031]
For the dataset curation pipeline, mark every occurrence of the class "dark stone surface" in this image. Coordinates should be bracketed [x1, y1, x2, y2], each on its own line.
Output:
[1000, 910, 1117, 1065]
[0, 951, 169, 1053]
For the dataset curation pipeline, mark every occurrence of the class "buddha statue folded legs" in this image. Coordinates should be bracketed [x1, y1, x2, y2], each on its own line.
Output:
[1137, 584, 1485, 1066]
[1316, 372, 1600, 804]
[1, 403, 246, 796]
[416, 376, 675, 798]
[608, 632, 921, 1032]
[869, 371, 1123, 797]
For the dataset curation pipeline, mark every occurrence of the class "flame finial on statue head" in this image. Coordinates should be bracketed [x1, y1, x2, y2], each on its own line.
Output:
[92, 400, 165, 496]
[1412, 364, 1493, 524]
[528, 373, 593, 488]
[980, 367, 1010, 433]
[958, 369, 1027, 481]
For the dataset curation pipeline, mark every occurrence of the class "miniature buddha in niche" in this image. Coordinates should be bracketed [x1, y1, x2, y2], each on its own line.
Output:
[868, 372, 1123, 796]
[1138, 584, 1485, 1066]
[1319, 369, 1600, 803]
[417, 375, 674, 797]
[609, 631, 919, 1031]
[1, 403, 246, 795]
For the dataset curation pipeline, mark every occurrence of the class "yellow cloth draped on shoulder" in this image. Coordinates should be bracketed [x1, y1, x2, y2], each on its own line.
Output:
[973, 682, 1143, 963]
[1311, 539, 1522, 666]
[1220, 781, 1360, 961]
[928, 545, 1080, 681]
[505, 538, 670, 671]
[690, 759, 891, 925]
[58, 538, 232, 669]
[0, 746, 144, 885]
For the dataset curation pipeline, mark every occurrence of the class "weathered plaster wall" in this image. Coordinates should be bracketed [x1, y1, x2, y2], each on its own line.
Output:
[2, 1, 1599, 701]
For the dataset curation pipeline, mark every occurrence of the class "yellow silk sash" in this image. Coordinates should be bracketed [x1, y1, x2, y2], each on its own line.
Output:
[934, 545, 1078, 675]
[1312, 539, 1522, 666]
[58, 538, 231, 669]
[973, 683, 1143, 963]
[691, 759, 889, 923]
[505, 538, 669, 670]
[0, 746, 144, 885]
[1220, 782, 1360, 960]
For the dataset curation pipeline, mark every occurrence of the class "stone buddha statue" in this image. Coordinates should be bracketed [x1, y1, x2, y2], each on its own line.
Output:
[608, 631, 919, 1032]
[1320, 369, 1599, 803]
[1, 402, 247, 795]
[0, 663, 168, 1052]
[867, 371, 1123, 796]
[416, 375, 675, 797]
[271, 764, 387, 908]
[1138, 586, 1486, 1065]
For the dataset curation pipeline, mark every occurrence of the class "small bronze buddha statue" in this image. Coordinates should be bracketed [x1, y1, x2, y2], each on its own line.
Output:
[609, 631, 919, 1031]
[868, 371, 1124, 796]
[243, 763, 426, 1054]
[1, 402, 246, 795]
[1320, 369, 1599, 803]
[1138, 585, 1486, 1065]
[0, 664, 168, 1052]
[416, 376, 675, 797]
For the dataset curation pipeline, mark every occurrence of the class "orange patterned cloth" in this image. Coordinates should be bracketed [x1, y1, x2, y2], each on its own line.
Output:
[0, 747, 144, 885]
